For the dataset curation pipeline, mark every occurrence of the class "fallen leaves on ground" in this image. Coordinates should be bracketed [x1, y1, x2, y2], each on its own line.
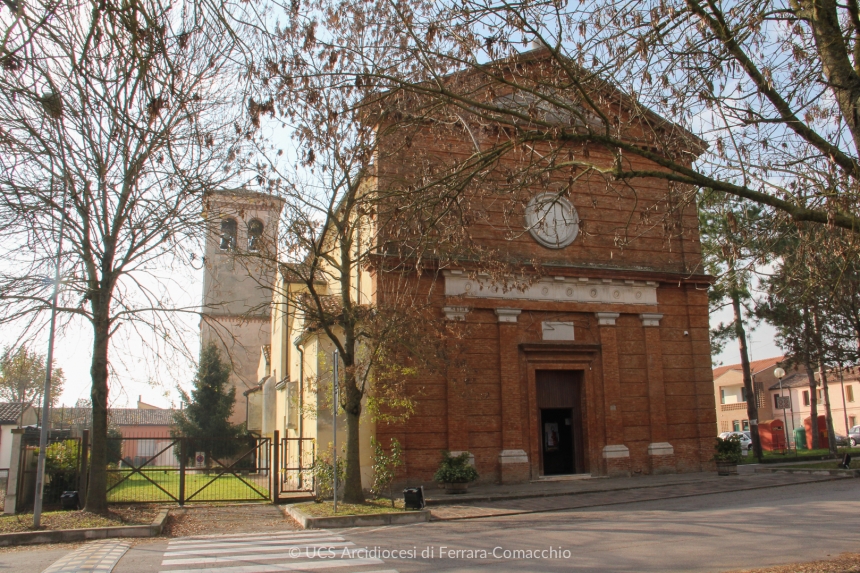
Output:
[727, 553, 860, 573]
[161, 503, 298, 538]
[296, 499, 406, 517]
[0, 505, 157, 533]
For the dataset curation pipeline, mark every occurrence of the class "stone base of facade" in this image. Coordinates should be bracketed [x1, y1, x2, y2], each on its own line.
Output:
[602, 445, 631, 477]
[648, 442, 676, 475]
[499, 449, 530, 483]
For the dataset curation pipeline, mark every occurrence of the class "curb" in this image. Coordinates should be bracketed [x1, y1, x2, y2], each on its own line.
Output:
[429, 473, 850, 522]
[422, 474, 722, 506]
[0, 508, 170, 547]
[755, 467, 860, 477]
[281, 504, 430, 529]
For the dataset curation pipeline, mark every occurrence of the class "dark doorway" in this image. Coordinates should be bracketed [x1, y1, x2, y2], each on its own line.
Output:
[536, 370, 585, 475]
[541, 408, 574, 475]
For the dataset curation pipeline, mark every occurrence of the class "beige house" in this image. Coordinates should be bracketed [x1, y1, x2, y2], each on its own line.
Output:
[768, 368, 860, 443]
[713, 356, 784, 434]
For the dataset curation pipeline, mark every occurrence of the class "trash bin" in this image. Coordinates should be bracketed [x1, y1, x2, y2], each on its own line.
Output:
[60, 491, 79, 510]
[794, 427, 807, 451]
[403, 486, 425, 510]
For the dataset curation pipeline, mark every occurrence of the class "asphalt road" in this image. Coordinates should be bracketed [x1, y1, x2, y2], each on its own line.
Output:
[4, 476, 858, 573]
[343, 477, 860, 573]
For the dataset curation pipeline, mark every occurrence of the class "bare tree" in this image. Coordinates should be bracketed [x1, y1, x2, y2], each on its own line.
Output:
[0, 0, 247, 511]
[259, 0, 860, 235]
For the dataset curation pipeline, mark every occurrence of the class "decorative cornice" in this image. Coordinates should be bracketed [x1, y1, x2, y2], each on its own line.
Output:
[442, 306, 470, 321]
[495, 308, 522, 323]
[640, 313, 664, 327]
[595, 312, 620, 326]
[444, 272, 658, 305]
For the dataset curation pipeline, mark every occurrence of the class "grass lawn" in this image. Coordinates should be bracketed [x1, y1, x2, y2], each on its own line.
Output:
[0, 506, 157, 533]
[108, 469, 270, 503]
[739, 447, 860, 464]
[295, 499, 407, 517]
[770, 460, 855, 470]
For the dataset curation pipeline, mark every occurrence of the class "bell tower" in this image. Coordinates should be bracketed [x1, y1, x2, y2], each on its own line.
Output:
[200, 189, 284, 425]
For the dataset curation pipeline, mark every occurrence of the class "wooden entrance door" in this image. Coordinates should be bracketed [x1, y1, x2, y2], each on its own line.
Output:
[536, 370, 585, 474]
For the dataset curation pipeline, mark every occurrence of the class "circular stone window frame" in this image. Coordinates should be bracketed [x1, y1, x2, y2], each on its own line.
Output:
[524, 192, 580, 249]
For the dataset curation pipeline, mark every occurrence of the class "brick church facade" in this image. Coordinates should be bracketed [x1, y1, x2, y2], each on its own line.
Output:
[369, 53, 716, 482]
[246, 49, 717, 486]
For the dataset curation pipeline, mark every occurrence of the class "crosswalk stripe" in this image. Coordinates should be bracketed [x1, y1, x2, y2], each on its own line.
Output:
[169, 532, 329, 546]
[166, 537, 344, 552]
[170, 531, 327, 542]
[163, 548, 360, 566]
[160, 531, 399, 573]
[161, 543, 354, 565]
[160, 557, 384, 573]
[165, 542, 353, 557]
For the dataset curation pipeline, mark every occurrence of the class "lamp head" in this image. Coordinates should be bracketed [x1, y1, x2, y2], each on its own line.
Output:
[773, 367, 786, 379]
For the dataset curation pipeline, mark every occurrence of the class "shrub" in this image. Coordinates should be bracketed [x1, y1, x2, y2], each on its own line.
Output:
[44, 440, 79, 474]
[714, 436, 742, 463]
[433, 451, 478, 484]
[309, 449, 346, 501]
[370, 437, 403, 506]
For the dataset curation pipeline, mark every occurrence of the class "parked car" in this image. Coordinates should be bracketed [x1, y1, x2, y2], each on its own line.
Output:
[848, 425, 860, 447]
[718, 431, 752, 453]
[835, 434, 850, 447]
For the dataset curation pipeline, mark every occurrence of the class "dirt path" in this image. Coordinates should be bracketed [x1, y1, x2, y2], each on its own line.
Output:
[162, 503, 298, 537]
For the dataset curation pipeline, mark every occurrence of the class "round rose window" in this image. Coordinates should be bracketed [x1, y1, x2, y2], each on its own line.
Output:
[524, 193, 580, 249]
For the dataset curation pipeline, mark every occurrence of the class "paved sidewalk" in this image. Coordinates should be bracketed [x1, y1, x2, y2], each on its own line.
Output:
[428, 471, 847, 520]
[424, 471, 727, 506]
[41, 541, 129, 573]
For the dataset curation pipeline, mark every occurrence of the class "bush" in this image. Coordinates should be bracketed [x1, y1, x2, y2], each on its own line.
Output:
[370, 437, 403, 506]
[433, 451, 479, 484]
[44, 440, 79, 474]
[309, 450, 346, 501]
[714, 436, 743, 463]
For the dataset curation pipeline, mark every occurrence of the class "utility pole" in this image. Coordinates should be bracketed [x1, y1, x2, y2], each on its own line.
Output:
[332, 349, 338, 513]
[34, 192, 67, 528]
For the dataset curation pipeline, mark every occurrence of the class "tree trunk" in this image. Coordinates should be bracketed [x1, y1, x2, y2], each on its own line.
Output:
[804, 362, 819, 450]
[85, 313, 110, 513]
[811, 310, 837, 453]
[731, 287, 762, 459]
[339, 362, 364, 503]
[343, 405, 363, 503]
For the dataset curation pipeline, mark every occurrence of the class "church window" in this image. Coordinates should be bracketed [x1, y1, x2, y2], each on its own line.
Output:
[248, 219, 264, 252]
[220, 218, 237, 250]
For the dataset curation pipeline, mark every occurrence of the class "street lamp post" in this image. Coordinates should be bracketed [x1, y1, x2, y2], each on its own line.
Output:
[33, 193, 67, 528]
[774, 367, 789, 453]
[332, 349, 338, 514]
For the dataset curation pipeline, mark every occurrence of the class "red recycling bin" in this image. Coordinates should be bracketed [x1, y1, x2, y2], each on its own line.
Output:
[803, 415, 828, 449]
[757, 419, 786, 451]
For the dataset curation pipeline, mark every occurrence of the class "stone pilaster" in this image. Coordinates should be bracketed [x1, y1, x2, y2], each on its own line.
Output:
[496, 308, 529, 483]
[444, 307, 470, 453]
[596, 312, 630, 477]
[640, 313, 675, 474]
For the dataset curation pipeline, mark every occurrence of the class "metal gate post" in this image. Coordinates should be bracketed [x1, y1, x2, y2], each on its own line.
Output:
[178, 438, 186, 506]
[272, 431, 279, 503]
[79, 430, 89, 507]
